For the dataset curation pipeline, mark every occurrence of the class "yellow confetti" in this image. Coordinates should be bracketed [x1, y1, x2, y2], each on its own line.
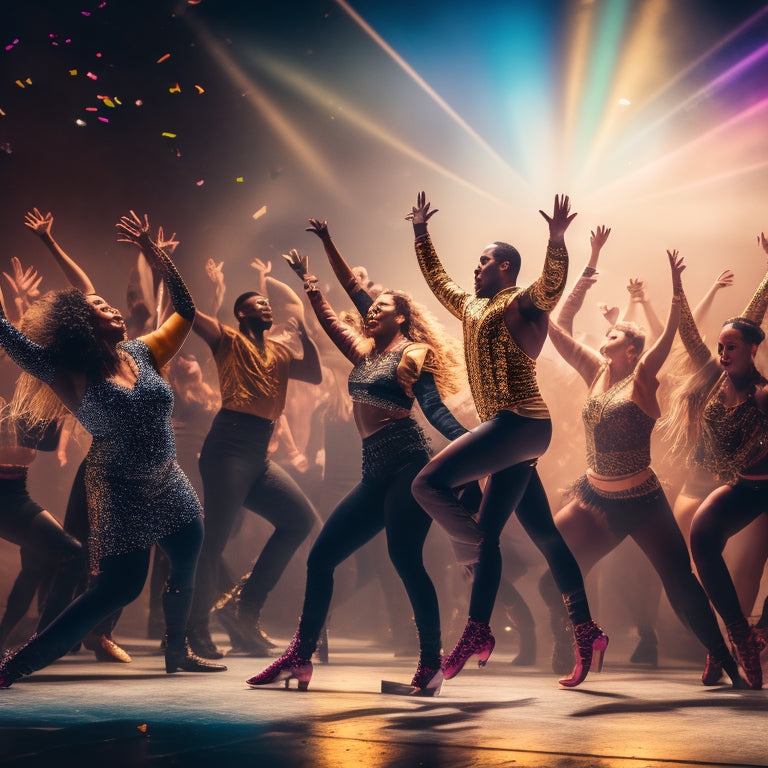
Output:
[236, 177, 244, 183]
[25, 77, 32, 85]
[194, 84, 204, 94]
[69, 69, 78, 76]
[15, 80, 25, 88]
[161, 132, 177, 138]
[103, 98, 115, 108]
[169, 83, 181, 94]
[114, 97, 122, 105]
[157, 53, 170, 63]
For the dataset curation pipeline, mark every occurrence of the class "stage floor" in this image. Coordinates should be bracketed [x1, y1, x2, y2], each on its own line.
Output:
[0, 634, 765, 767]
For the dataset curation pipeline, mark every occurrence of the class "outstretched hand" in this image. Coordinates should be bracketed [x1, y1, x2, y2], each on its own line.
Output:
[205, 258, 224, 286]
[306, 218, 330, 240]
[405, 191, 438, 226]
[759, 232, 768, 256]
[156, 226, 179, 254]
[116, 211, 153, 247]
[24, 208, 53, 238]
[283, 248, 309, 280]
[667, 249, 685, 295]
[627, 277, 646, 302]
[3, 256, 42, 302]
[590, 225, 611, 251]
[714, 269, 734, 290]
[539, 194, 577, 241]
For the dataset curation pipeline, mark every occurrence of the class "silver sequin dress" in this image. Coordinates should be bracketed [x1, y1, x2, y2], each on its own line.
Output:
[75, 339, 202, 564]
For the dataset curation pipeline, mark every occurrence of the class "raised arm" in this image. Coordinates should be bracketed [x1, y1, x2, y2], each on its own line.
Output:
[283, 250, 366, 365]
[24, 208, 95, 294]
[636, 251, 684, 379]
[116, 212, 195, 368]
[2, 257, 43, 324]
[306, 219, 373, 317]
[407, 191, 469, 320]
[287, 317, 323, 385]
[622, 278, 663, 342]
[692, 270, 734, 325]
[516, 194, 574, 318]
[741, 232, 768, 323]
[548, 319, 603, 386]
[189, 258, 226, 350]
[556, 225, 609, 334]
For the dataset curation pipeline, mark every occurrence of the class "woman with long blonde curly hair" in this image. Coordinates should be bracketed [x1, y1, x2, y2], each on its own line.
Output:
[246, 220, 471, 697]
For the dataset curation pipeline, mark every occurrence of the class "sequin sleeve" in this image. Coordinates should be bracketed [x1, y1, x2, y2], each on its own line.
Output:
[414, 234, 469, 320]
[0, 316, 56, 385]
[678, 288, 712, 368]
[518, 241, 569, 312]
[741, 268, 768, 324]
[306, 287, 367, 365]
[145, 241, 196, 321]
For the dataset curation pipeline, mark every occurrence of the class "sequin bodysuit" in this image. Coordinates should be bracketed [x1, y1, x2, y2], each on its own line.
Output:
[582, 373, 654, 477]
[414, 234, 568, 422]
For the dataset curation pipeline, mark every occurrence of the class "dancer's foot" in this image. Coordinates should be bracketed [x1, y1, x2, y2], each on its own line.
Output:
[441, 620, 495, 680]
[558, 620, 609, 688]
[246, 634, 312, 690]
[83, 633, 132, 663]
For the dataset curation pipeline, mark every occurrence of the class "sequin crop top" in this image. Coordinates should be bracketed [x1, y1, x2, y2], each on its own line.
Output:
[694, 378, 768, 482]
[306, 289, 466, 441]
[583, 373, 655, 476]
[414, 233, 568, 422]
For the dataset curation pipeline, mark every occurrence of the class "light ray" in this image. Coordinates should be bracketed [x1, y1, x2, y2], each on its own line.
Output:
[334, 0, 525, 184]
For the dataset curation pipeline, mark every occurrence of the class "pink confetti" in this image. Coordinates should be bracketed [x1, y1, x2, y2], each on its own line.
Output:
[81, 10, 91, 16]
[5, 39, 20, 51]
[196, 179, 204, 186]
[86, 71, 97, 80]
[157, 53, 171, 63]
[85, 107, 98, 112]
[98, 116, 109, 123]
[135, 99, 143, 106]
[96, 52, 102, 58]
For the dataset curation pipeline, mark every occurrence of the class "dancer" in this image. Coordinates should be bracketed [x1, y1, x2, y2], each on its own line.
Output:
[186, 258, 321, 658]
[666, 232, 768, 689]
[540, 250, 742, 687]
[406, 191, 606, 688]
[246, 217, 467, 695]
[0, 212, 226, 687]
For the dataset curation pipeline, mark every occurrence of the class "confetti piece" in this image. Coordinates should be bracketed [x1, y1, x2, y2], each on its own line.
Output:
[5, 39, 20, 51]
[236, 177, 244, 183]
[0, 108, 6, 117]
[137, 724, 147, 733]
[15, 80, 25, 88]
[157, 53, 171, 63]
[252, 205, 267, 221]
[81, 11, 91, 17]
[161, 131, 177, 138]
[196, 179, 204, 186]
[103, 98, 115, 108]
[25, 77, 31, 85]
[85, 107, 98, 111]
[96, 52, 102, 58]
[169, 83, 181, 93]
[98, 116, 109, 123]
[194, 84, 204, 94]
[86, 71, 97, 80]
[75, 118, 86, 126]
[135, 99, 143, 106]
[114, 97, 122, 105]
[69, 69, 78, 76]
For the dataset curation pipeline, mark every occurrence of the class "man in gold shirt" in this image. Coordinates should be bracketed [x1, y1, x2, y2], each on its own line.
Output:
[406, 192, 606, 689]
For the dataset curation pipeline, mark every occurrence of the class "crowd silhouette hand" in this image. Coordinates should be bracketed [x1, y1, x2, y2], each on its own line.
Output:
[406, 191, 439, 226]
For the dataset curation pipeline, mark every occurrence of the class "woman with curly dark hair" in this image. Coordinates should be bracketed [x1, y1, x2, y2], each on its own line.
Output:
[246, 220, 468, 696]
[0, 213, 225, 687]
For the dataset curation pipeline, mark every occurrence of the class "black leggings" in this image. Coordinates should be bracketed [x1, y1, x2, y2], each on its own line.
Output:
[297, 426, 440, 667]
[13, 517, 203, 675]
[412, 410, 586, 623]
[189, 410, 318, 627]
[690, 479, 768, 626]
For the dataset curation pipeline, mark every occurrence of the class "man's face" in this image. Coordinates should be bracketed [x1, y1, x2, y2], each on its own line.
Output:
[237, 295, 273, 330]
[474, 244, 505, 298]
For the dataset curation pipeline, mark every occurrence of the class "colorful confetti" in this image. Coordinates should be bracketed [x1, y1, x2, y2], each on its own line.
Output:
[135, 99, 143, 106]
[98, 116, 109, 123]
[236, 176, 244, 182]
[252, 205, 267, 221]
[75, 119, 86, 126]
[157, 53, 171, 63]
[69, 69, 78, 76]
[5, 39, 20, 51]
[169, 83, 181, 93]
[86, 71, 97, 80]
[194, 85, 205, 94]
[161, 131, 177, 138]
[196, 179, 204, 186]
[0, 108, 6, 117]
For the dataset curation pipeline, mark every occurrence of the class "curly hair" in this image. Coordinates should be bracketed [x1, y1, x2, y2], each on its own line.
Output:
[360, 289, 466, 398]
[10, 289, 117, 428]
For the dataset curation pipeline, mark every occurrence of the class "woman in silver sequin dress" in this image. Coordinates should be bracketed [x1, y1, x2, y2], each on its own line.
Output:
[0, 213, 225, 687]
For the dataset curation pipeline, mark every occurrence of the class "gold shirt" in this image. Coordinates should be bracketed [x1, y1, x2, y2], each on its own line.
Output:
[415, 234, 567, 422]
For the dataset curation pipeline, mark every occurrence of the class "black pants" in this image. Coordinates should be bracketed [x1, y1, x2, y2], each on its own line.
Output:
[413, 410, 586, 623]
[13, 517, 203, 675]
[297, 429, 440, 667]
[691, 478, 768, 626]
[189, 410, 318, 628]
